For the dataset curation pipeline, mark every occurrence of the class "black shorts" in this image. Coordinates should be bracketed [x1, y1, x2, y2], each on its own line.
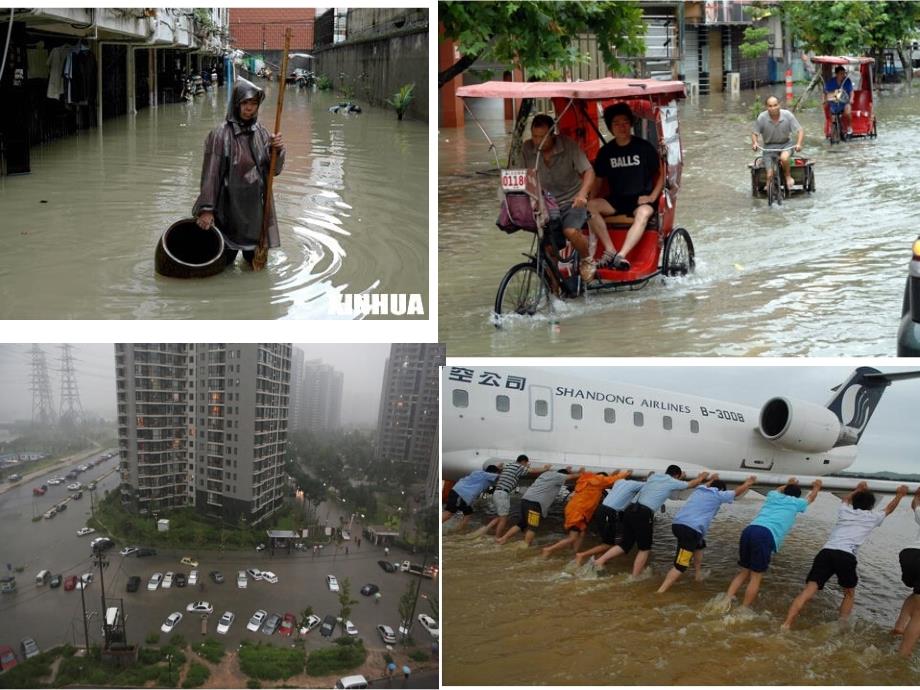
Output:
[607, 194, 654, 217]
[517, 499, 543, 532]
[544, 204, 588, 250]
[671, 523, 705, 572]
[806, 548, 858, 590]
[620, 503, 655, 553]
[737, 524, 775, 573]
[445, 490, 473, 516]
[899, 548, 920, 594]
[597, 505, 624, 545]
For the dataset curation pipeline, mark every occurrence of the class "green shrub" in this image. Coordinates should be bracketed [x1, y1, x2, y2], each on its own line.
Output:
[246, 680, 262, 689]
[138, 647, 162, 664]
[0, 655, 54, 689]
[61, 645, 76, 658]
[182, 661, 211, 688]
[409, 650, 429, 662]
[238, 641, 304, 680]
[170, 633, 187, 648]
[316, 74, 332, 90]
[386, 83, 416, 120]
[305, 640, 366, 676]
[193, 637, 225, 664]
[146, 632, 160, 644]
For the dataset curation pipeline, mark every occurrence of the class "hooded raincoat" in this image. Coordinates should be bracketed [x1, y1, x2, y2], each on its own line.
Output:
[193, 78, 285, 251]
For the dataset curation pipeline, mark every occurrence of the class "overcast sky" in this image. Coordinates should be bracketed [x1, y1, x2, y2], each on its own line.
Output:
[0, 344, 392, 429]
[451, 365, 920, 475]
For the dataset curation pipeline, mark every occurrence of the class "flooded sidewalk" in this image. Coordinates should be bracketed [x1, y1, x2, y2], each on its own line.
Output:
[439, 87, 920, 355]
[0, 84, 429, 319]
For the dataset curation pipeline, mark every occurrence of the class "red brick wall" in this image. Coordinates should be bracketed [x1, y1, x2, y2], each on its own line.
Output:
[229, 9, 315, 51]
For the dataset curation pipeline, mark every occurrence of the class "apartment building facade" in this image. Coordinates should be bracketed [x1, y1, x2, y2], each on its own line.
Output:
[116, 343, 291, 524]
[374, 343, 445, 475]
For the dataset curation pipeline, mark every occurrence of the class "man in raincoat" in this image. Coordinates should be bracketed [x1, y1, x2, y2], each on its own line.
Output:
[194, 78, 285, 267]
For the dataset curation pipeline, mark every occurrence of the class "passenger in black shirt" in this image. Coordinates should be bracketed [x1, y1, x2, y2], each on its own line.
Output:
[586, 103, 664, 271]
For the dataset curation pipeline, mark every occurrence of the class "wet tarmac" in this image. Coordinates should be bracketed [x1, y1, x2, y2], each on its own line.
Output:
[0, 83, 429, 319]
[0, 455, 438, 656]
[439, 85, 920, 355]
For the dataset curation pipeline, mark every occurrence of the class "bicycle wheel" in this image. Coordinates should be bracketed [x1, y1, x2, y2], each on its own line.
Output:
[767, 172, 777, 207]
[494, 262, 552, 318]
[829, 117, 840, 145]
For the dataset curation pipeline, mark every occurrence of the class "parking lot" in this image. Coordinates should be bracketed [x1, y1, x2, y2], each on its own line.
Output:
[0, 454, 438, 656]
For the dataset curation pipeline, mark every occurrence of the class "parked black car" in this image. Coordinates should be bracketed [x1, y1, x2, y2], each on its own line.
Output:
[377, 560, 397, 573]
[136, 548, 157, 557]
[126, 576, 141, 592]
[209, 570, 224, 584]
[175, 572, 187, 588]
[49, 574, 62, 588]
[320, 615, 336, 637]
[360, 583, 379, 596]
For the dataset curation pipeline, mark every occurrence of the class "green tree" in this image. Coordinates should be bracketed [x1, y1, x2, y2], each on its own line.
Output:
[438, 0, 647, 87]
[739, 4, 773, 90]
[299, 605, 314, 629]
[337, 578, 358, 636]
[397, 580, 416, 644]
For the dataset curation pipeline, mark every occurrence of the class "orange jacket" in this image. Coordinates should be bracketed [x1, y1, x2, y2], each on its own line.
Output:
[564, 470, 630, 528]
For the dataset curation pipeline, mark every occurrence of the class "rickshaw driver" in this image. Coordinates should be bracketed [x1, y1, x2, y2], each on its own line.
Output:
[518, 114, 595, 277]
[751, 96, 804, 192]
[825, 65, 853, 137]
[586, 103, 664, 273]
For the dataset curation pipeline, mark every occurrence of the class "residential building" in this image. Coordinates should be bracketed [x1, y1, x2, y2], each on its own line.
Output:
[300, 360, 344, 433]
[375, 343, 445, 475]
[116, 343, 291, 524]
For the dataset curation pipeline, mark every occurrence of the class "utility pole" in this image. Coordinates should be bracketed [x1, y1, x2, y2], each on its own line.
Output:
[96, 548, 109, 647]
[78, 577, 90, 651]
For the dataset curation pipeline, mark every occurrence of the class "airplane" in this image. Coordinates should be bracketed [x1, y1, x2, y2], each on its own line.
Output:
[442, 366, 920, 494]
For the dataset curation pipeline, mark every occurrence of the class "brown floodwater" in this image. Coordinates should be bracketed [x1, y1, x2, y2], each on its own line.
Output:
[443, 493, 920, 685]
[0, 83, 428, 319]
[439, 86, 920, 355]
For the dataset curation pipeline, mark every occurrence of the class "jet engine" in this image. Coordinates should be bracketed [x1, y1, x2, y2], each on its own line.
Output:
[758, 397, 842, 452]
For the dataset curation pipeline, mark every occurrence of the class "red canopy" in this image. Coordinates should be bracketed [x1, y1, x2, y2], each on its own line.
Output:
[456, 77, 687, 101]
[812, 55, 875, 65]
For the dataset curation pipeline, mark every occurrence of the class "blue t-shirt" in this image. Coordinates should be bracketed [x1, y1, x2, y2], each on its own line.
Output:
[750, 490, 809, 552]
[601, 479, 644, 511]
[453, 470, 499, 504]
[825, 76, 853, 114]
[673, 486, 735, 537]
[636, 474, 689, 511]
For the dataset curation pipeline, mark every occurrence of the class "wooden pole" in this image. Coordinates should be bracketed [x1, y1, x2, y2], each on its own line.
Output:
[252, 28, 291, 272]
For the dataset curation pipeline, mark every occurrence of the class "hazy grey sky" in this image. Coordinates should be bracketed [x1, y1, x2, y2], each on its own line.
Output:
[0, 344, 393, 428]
[295, 343, 391, 428]
[450, 365, 920, 475]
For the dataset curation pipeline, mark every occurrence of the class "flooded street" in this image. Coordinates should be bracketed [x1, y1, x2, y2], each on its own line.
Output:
[439, 87, 920, 355]
[443, 493, 920, 685]
[0, 453, 437, 655]
[0, 84, 428, 319]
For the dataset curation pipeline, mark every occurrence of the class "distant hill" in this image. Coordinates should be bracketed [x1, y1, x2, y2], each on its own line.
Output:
[832, 471, 920, 482]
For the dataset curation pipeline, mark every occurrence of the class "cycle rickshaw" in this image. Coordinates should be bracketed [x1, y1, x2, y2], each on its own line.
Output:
[812, 55, 877, 144]
[749, 144, 816, 206]
[455, 78, 696, 321]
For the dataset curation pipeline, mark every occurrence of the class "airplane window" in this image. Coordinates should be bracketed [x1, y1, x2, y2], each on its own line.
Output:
[633, 411, 644, 427]
[535, 399, 548, 416]
[690, 419, 700, 433]
[571, 404, 583, 420]
[452, 389, 468, 408]
[496, 395, 510, 412]
[663, 415, 672, 430]
[604, 408, 615, 424]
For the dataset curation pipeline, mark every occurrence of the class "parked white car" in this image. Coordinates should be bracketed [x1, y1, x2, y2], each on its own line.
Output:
[162, 572, 174, 589]
[77, 572, 93, 590]
[161, 612, 182, 633]
[147, 572, 163, 591]
[186, 601, 213, 615]
[216, 611, 235, 635]
[188, 570, 199, 586]
[67, 482, 81, 491]
[247, 609, 267, 632]
[246, 568, 262, 581]
[345, 620, 358, 636]
[327, 574, 339, 592]
[300, 614, 322, 636]
[261, 571, 278, 584]
[76, 527, 95, 537]
[119, 546, 138, 557]
[418, 614, 439, 639]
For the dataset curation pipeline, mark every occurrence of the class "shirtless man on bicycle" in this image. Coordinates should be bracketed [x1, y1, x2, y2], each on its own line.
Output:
[752, 95, 804, 191]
